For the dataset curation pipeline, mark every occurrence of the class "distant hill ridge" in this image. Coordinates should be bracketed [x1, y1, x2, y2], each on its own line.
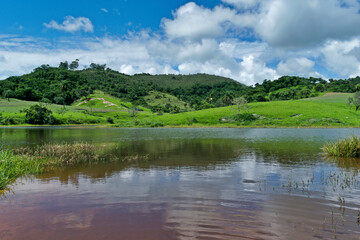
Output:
[1, 64, 360, 110]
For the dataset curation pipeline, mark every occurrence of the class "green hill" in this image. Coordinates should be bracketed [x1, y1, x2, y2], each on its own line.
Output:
[1, 91, 359, 127]
[0, 66, 247, 110]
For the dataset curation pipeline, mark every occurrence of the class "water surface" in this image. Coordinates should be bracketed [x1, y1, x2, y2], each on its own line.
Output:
[0, 128, 360, 239]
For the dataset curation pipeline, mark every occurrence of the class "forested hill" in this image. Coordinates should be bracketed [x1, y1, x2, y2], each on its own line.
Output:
[1, 63, 360, 110]
[0, 64, 247, 109]
[245, 76, 360, 102]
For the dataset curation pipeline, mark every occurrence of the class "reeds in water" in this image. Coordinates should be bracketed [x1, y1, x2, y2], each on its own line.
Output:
[0, 149, 44, 190]
[322, 135, 360, 158]
[14, 143, 98, 166]
[1, 143, 150, 191]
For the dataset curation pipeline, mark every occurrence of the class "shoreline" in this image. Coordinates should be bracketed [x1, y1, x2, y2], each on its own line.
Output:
[1, 124, 359, 129]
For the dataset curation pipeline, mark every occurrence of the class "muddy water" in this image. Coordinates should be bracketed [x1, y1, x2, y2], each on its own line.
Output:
[0, 128, 360, 239]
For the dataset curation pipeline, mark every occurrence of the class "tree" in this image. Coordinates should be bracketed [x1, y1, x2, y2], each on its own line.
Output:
[69, 59, 79, 70]
[40, 98, 52, 106]
[54, 96, 65, 105]
[4, 90, 13, 101]
[222, 92, 234, 105]
[128, 106, 139, 120]
[347, 97, 353, 110]
[353, 92, 360, 111]
[232, 97, 248, 118]
[89, 63, 106, 71]
[57, 105, 68, 117]
[59, 61, 69, 69]
[355, 84, 360, 92]
[87, 100, 96, 112]
[24, 105, 56, 125]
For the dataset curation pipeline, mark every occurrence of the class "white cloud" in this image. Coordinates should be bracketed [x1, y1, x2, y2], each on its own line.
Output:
[254, 0, 360, 48]
[277, 57, 315, 76]
[238, 55, 278, 84]
[321, 39, 360, 77]
[222, 0, 259, 9]
[101, 8, 109, 13]
[161, 2, 250, 41]
[44, 16, 94, 33]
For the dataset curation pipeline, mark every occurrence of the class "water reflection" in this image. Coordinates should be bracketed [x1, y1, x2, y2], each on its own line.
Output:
[0, 128, 360, 239]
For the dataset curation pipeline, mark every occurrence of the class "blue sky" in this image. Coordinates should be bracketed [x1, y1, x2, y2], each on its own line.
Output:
[1, 1, 214, 36]
[1, 0, 360, 85]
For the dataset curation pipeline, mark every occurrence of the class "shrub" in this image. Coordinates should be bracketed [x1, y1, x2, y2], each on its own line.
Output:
[107, 117, 114, 124]
[151, 122, 164, 127]
[1, 116, 20, 125]
[24, 105, 57, 125]
[236, 113, 256, 122]
[322, 135, 360, 158]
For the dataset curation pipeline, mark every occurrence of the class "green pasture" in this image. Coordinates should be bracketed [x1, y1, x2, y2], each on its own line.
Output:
[1, 92, 360, 127]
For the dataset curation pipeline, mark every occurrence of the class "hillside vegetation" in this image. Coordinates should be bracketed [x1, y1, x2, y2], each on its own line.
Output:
[1, 62, 360, 127]
[2, 63, 360, 111]
[0, 91, 359, 128]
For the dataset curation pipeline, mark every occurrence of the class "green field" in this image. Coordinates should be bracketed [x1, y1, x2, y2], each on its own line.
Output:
[0, 92, 359, 127]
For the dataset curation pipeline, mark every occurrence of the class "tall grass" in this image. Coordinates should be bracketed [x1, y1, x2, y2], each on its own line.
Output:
[14, 143, 98, 166]
[1, 143, 150, 190]
[0, 149, 44, 190]
[322, 135, 360, 158]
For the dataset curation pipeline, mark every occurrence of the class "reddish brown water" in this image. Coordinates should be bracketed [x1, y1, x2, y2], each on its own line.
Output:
[1, 128, 360, 239]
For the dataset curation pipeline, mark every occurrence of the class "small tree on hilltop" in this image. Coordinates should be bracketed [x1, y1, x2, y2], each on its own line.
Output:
[69, 59, 79, 70]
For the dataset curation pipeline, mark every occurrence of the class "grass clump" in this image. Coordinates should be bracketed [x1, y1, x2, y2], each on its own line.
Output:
[14, 143, 99, 166]
[322, 135, 360, 158]
[0, 149, 44, 190]
[1, 142, 152, 191]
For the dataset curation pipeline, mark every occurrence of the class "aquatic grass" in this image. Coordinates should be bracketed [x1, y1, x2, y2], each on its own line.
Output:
[0, 149, 44, 190]
[322, 135, 360, 158]
[1, 142, 151, 191]
[14, 143, 99, 166]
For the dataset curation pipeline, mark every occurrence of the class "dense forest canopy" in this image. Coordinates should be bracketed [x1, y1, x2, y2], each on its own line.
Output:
[1, 62, 360, 110]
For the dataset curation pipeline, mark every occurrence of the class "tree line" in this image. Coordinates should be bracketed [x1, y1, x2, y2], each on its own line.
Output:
[2, 61, 360, 112]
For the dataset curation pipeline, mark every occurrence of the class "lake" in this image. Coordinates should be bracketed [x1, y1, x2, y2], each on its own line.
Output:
[0, 128, 360, 239]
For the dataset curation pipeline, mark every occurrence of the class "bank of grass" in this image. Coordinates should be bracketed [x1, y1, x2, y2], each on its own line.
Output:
[0, 149, 45, 190]
[322, 136, 360, 158]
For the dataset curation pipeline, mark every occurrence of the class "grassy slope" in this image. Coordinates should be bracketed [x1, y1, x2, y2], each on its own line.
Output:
[144, 91, 189, 110]
[1, 92, 359, 127]
[73, 90, 150, 111]
[148, 93, 360, 127]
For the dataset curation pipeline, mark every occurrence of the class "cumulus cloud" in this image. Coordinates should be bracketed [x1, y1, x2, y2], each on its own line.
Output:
[222, 0, 259, 9]
[2, 1, 360, 84]
[161, 2, 251, 41]
[44, 16, 94, 33]
[277, 57, 315, 76]
[321, 39, 360, 77]
[254, 0, 360, 48]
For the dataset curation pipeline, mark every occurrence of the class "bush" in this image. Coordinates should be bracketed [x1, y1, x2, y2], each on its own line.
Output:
[236, 113, 256, 122]
[151, 122, 164, 127]
[24, 105, 59, 125]
[107, 117, 114, 124]
[1, 116, 20, 125]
